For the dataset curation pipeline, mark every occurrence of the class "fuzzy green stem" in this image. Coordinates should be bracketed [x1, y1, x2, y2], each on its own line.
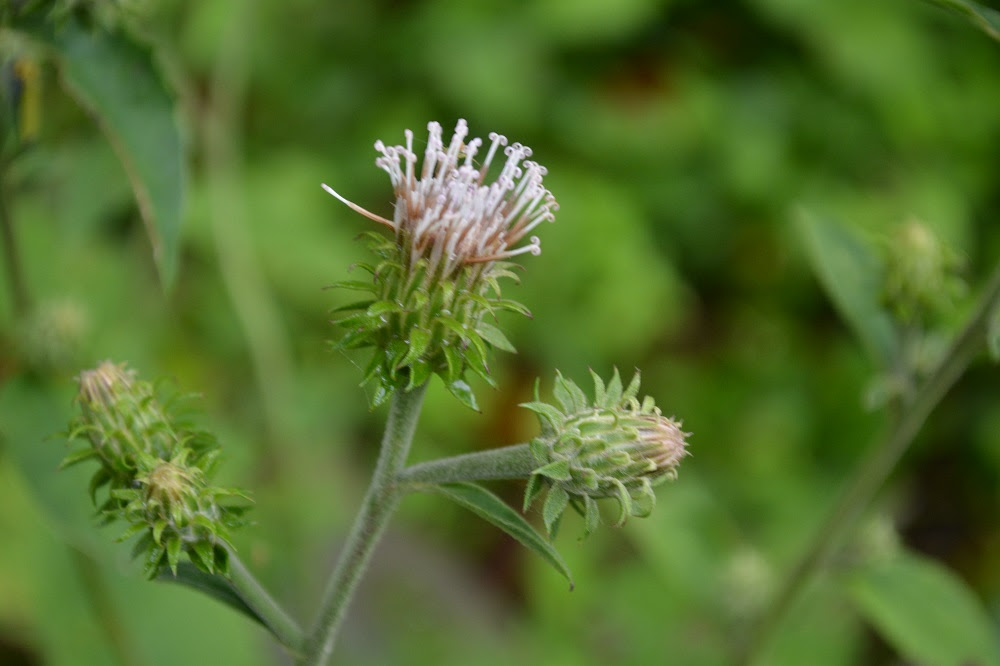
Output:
[299, 383, 428, 666]
[741, 261, 1000, 665]
[398, 443, 537, 486]
[225, 547, 304, 655]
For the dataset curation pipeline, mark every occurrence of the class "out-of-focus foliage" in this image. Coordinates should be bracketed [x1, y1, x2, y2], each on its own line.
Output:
[2, 0, 1000, 664]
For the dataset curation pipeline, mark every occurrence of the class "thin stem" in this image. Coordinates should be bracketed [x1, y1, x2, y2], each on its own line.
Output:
[741, 261, 1000, 665]
[225, 547, 305, 655]
[0, 163, 30, 317]
[299, 383, 428, 666]
[398, 443, 537, 486]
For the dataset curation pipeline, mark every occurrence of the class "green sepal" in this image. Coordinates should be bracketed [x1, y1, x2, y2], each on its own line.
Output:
[191, 539, 216, 574]
[59, 447, 99, 469]
[474, 322, 516, 353]
[397, 327, 432, 369]
[604, 368, 624, 406]
[152, 519, 169, 545]
[144, 543, 167, 579]
[519, 401, 565, 431]
[166, 535, 182, 575]
[534, 458, 571, 482]
[590, 369, 607, 408]
[114, 521, 148, 543]
[583, 495, 601, 538]
[523, 474, 546, 512]
[326, 279, 378, 292]
[623, 370, 642, 402]
[330, 299, 375, 314]
[446, 379, 479, 412]
[610, 479, 632, 527]
[367, 300, 404, 317]
[543, 485, 569, 536]
[442, 344, 463, 382]
[493, 299, 532, 318]
[88, 467, 111, 504]
[406, 360, 432, 390]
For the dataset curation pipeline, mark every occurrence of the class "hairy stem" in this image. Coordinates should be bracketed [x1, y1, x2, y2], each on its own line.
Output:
[299, 383, 428, 666]
[741, 261, 1000, 664]
[225, 547, 304, 655]
[398, 443, 537, 486]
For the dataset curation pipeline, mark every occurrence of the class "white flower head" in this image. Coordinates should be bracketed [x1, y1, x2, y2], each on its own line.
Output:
[323, 119, 557, 277]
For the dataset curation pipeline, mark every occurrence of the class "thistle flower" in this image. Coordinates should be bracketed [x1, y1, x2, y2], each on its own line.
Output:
[522, 369, 689, 537]
[64, 361, 251, 578]
[324, 120, 558, 410]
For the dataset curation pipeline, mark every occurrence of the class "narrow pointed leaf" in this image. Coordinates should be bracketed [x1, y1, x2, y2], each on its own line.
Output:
[847, 552, 1000, 666]
[475, 322, 517, 353]
[446, 379, 479, 412]
[543, 486, 569, 536]
[926, 0, 1000, 42]
[156, 562, 267, 628]
[523, 474, 546, 512]
[49, 17, 185, 287]
[797, 209, 898, 367]
[428, 482, 573, 588]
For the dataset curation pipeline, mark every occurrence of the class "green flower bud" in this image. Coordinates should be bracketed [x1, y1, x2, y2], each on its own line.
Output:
[521, 369, 689, 538]
[324, 120, 557, 410]
[65, 361, 251, 578]
[882, 220, 964, 326]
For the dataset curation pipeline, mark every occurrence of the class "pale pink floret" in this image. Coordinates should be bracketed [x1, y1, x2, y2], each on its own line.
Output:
[323, 120, 557, 277]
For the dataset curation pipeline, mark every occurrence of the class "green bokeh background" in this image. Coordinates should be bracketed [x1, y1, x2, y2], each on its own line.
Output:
[3, 0, 1000, 664]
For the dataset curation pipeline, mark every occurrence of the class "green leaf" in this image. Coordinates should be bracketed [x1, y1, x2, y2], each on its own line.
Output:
[156, 562, 268, 628]
[523, 474, 546, 511]
[543, 485, 569, 536]
[796, 209, 898, 367]
[397, 327, 431, 369]
[49, 17, 185, 287]
[847, 552, 1000, 666]
[446, 379, 479, 412]
[534, 459, 571, 482]
[475, 321, 517, 353]
[427, 482, 573, 589]
[926, 0, 1000, 42]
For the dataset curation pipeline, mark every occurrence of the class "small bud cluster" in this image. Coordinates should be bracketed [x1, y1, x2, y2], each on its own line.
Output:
[882, 220, 965, 326]
[522, 369, 689, 538]
[64, 361, 251, 578]
[324, 120, 557, 410]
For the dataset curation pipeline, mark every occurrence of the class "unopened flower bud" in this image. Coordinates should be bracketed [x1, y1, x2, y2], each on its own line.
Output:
[882, 220, 964, 325]
[324, 120, 557, 410]
[521, 369, 689, 537]
[65, 361, 251, 578]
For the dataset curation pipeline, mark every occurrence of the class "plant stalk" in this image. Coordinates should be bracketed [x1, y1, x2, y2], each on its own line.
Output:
[225, 547, 304, 655]
[398, 442, 536, 486]
[299, 383, 428, 665]
[741, 261, 1000, 664]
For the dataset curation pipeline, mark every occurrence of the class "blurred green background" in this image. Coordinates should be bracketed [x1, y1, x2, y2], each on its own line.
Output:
[3, 0, 1000, 664]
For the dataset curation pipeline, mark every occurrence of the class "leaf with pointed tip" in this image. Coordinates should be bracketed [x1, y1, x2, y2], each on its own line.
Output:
[44, 17, 185, 287]
[156, 562, 268, 628]
[610, 479, 632, 527]
[397, 327, 431, 369]
[428, 482, 573, 588]
[797, 209, 897, 368]
[622, 370, 642, 402]
[520, 401, 565, 431]
[583, 495, 601, 538]
[847, 552, 1000, 666]
[605, 368, 624, 406]
[493, 299, 532, 318]
[523, 474, 546, 512]
[543, 486, 569, 536]
[475, 322, 517, 353]
[327, 279, 378, 292]
[534, 459, 571, 481]
[59, 447, 99, 469]
[446, 379, 479, 412]
[590, 369, 607, 408]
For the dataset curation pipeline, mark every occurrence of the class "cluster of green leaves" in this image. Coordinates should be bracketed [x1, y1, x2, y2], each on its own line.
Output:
[330, 230, 528, 410]
[521, 369, 686, 538]
[64, 368, 251, 578]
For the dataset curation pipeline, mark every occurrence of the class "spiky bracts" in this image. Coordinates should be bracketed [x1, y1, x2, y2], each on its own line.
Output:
[522, 369, 689, 538]
[324, 120, 557, 409]
[64, 361, 251, 578]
